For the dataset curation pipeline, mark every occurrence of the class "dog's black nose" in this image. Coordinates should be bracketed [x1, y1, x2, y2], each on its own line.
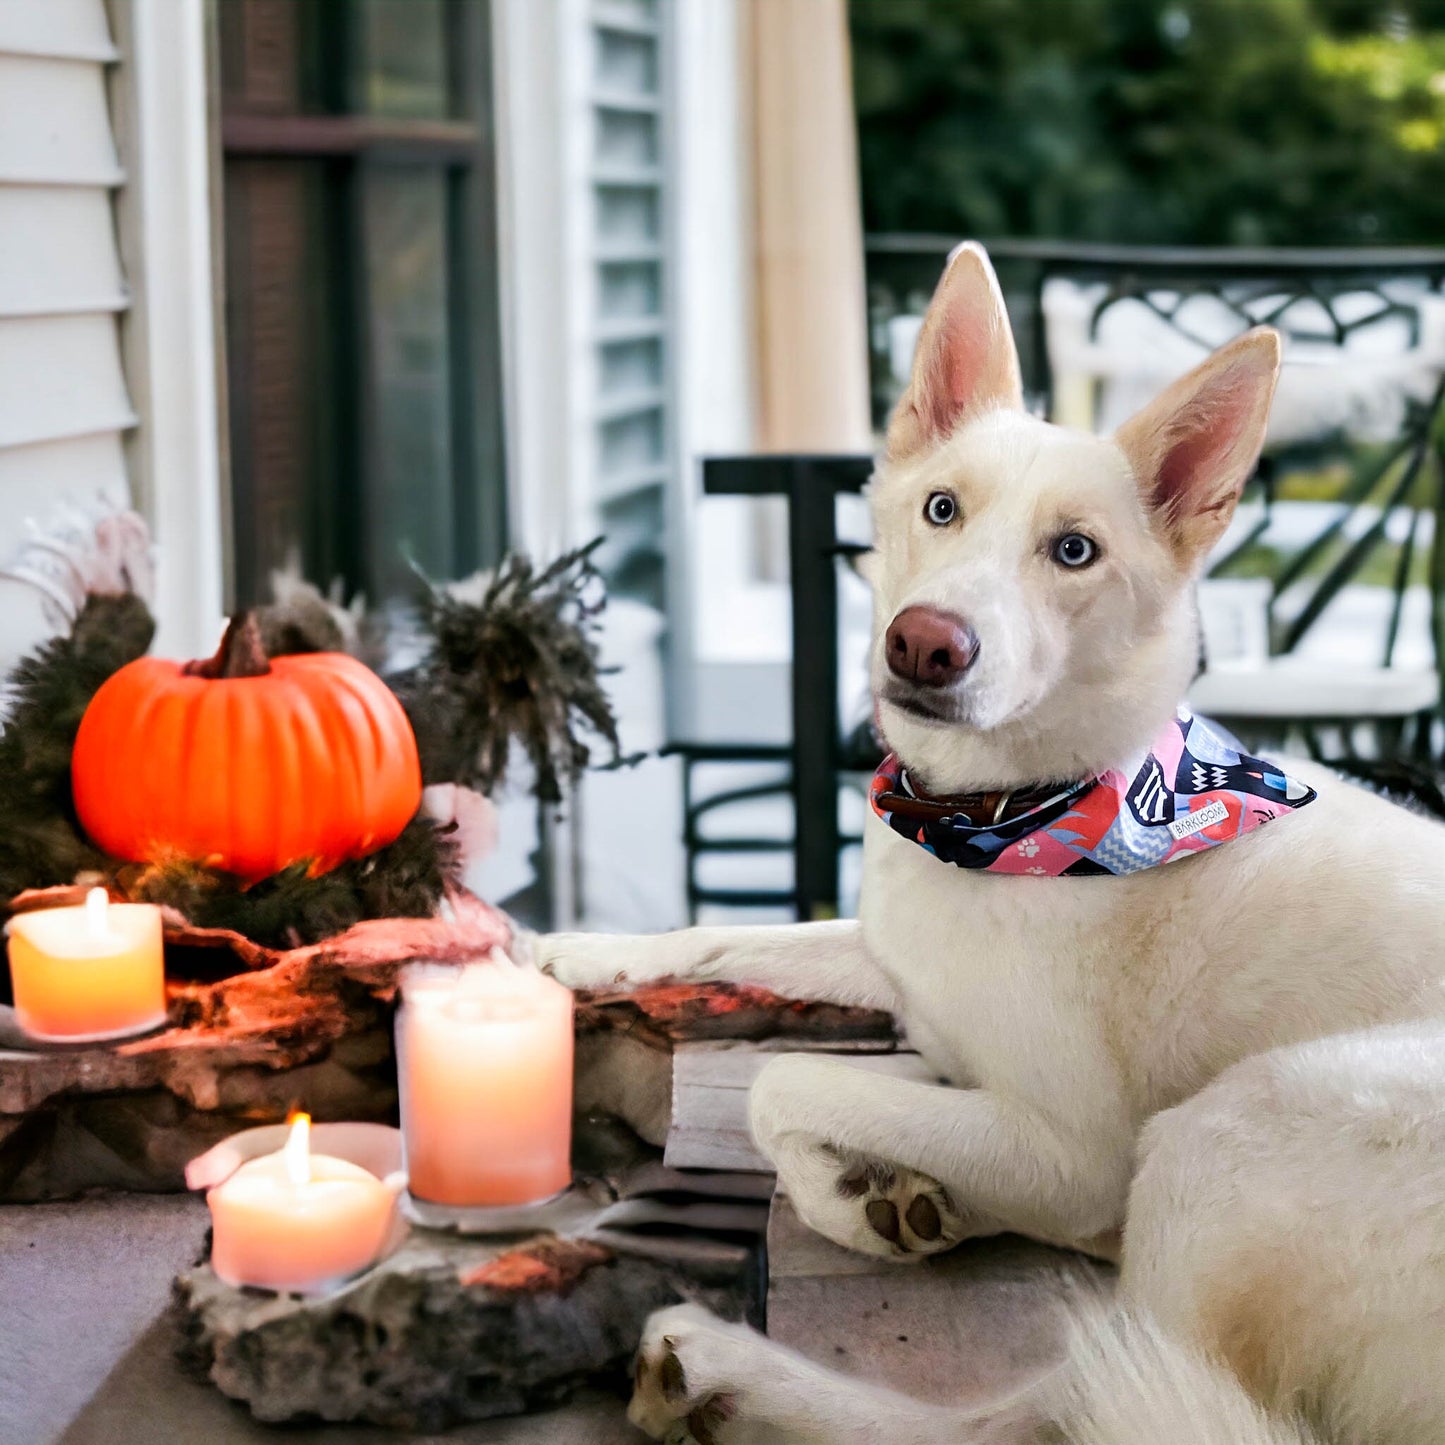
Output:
[885, 607, 979, 688]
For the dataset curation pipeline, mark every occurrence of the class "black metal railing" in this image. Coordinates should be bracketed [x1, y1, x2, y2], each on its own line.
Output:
[866, 236, 1445, 418]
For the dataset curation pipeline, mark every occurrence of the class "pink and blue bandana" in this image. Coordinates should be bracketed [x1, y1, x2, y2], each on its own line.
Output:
[869, 710, 1317, 877]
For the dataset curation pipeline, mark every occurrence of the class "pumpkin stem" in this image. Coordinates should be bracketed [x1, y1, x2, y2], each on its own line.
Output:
[183, 612, 273, 680]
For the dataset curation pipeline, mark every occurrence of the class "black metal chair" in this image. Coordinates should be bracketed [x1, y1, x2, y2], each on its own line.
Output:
[667, 456, 872, 922]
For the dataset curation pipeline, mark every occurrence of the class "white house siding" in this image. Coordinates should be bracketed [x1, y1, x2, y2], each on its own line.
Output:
[0, 0, 135, 664]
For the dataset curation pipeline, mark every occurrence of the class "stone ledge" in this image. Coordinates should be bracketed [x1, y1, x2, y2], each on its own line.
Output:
[173, 1122, 763, 1430]
[176, 1230, 756, 1430]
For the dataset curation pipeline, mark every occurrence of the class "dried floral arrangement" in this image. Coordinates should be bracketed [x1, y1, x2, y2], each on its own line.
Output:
[395, 540, 628, 804]
[0, 519, 624, 948]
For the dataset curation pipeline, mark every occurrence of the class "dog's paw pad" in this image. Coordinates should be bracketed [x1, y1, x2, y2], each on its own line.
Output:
[834, 1155, 960, 1256]
[865, 1197, 901, 1243]
[906, 1192, 942, 1241]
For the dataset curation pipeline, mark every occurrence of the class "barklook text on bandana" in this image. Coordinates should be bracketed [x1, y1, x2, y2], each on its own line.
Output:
[869, 710, 1316, 877]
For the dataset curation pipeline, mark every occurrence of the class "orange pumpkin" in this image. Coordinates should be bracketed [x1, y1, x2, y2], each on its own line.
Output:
[71, 613, 423, 882]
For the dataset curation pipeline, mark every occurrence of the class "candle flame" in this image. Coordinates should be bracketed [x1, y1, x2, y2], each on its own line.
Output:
[283, 1112, 312, 1187]
[84, 887, 109, 939]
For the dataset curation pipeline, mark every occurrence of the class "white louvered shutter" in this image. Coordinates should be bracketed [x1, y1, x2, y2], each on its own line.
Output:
[588, 0, 672, 609]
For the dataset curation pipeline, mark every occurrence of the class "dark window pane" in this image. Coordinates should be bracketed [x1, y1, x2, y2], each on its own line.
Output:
[219, 0, 302, 113]
[219, 0, 505, 607]
[357, 0, 450, 118]
[361, 166, 454, 596]
[224, 158, 341, 600]
[219, 0, 336, 116]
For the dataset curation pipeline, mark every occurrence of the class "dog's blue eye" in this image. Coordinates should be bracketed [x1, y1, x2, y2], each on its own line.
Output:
[925, 492, 957, 526]
[1053, 533, 1097, 568]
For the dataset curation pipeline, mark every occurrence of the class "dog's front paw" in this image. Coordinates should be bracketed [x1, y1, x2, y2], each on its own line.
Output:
[749, 1057, 970, 1261]
[628, 1304, 771, 1442]
[830, 1154, 964, 1258]
[766, 1136, 967, 1262]
[533, 932, 635, 991]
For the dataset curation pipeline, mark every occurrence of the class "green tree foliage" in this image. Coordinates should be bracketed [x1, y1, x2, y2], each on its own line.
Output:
[850, 0, 1445, 244]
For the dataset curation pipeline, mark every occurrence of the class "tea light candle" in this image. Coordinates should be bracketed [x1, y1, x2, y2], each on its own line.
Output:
[207, 1114, 399, 1293]
[398, 956, 574, 1208]
[7, 888, 166, 1042]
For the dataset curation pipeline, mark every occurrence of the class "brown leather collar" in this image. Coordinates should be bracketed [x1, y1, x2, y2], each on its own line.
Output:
[877, 773, 1085, 828]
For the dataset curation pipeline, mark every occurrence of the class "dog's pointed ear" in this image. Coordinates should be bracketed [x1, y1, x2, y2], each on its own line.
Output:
[887, 242, 1023, 460]
[1116, 327, 1281, 563]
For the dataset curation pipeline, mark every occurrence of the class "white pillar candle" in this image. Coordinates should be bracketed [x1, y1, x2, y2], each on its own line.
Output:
[206, 1114, 399, 1293]
[398, 957, 574, 1208]
[7, 888, 166, 1042]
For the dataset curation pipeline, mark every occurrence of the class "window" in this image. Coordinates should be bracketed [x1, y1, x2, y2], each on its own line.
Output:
[218, 0, 505, 606]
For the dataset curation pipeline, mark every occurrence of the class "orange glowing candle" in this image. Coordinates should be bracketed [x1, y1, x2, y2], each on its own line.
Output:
[398, 957, 574, 1208]
[7, 888, 166, 1043]
[207, 1114, 399, 1293]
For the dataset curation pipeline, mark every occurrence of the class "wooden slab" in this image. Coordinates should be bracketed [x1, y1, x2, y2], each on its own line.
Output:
[666, 1042, 937, 1173]
[765, 1194, 1113, 1408]
[570, 998, 897, 1168]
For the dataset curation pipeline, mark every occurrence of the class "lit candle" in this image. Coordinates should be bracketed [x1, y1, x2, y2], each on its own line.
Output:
[207, 1114, 400, 1293]
[6, 888, 166, 1042]
[398, 956, 574, 1208]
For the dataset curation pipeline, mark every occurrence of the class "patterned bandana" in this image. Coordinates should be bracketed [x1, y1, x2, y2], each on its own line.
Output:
[869, 710, 1316, 877]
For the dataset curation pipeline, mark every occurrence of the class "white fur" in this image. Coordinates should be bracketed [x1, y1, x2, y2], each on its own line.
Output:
[537, 244, 1445, 1444]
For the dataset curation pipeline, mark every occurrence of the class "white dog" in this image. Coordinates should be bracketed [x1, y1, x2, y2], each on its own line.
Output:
[539, 244, 1445, 1445]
